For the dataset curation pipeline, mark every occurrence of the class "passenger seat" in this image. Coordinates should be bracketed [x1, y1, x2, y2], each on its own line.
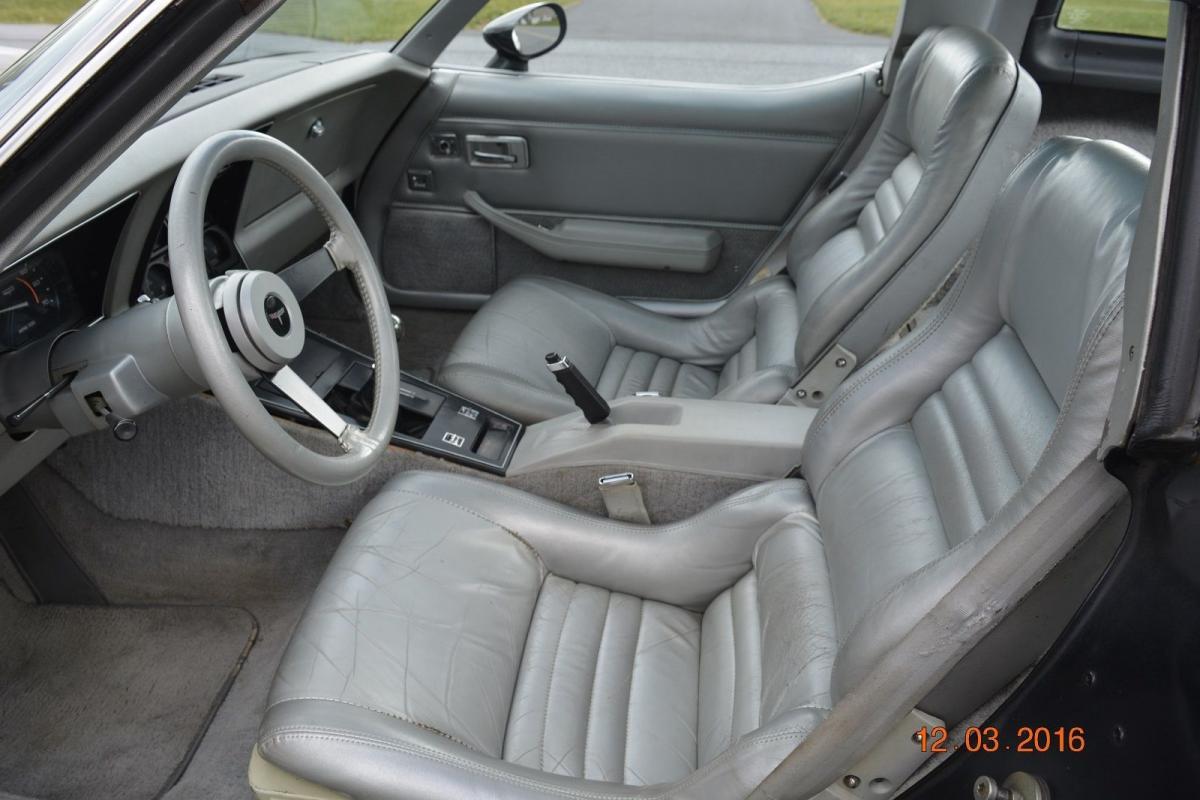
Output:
[255, 136, 1145, 799]
[437, 26, 1041, 423]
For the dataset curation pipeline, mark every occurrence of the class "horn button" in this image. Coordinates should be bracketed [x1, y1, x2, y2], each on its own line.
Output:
[217, 270, 305, 372]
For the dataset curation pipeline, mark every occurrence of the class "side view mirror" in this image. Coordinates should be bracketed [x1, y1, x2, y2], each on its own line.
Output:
[482, 2, 566, 72]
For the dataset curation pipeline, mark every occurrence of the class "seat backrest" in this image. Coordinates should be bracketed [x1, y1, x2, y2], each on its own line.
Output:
[799, 137, 1145, 702]
[688, 138, 1143, 783]
[786, 26, 1040, 378]
[694, 138, 1145, 772]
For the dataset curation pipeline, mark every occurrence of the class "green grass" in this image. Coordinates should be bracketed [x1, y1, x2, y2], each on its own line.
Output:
[810, 0, 1166, 40]
[809, 0, 900, 38]
[0, 0, 85, 24]
[1058, 0, 1168, 39]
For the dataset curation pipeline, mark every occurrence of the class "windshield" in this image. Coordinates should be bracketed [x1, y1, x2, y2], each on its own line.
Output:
[0, 0, 130, 124]
[220, 0, 441, 65]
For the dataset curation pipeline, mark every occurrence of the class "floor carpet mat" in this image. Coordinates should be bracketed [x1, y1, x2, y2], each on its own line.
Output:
[19, 465, 342, 800]
[0, 589, 256, 800]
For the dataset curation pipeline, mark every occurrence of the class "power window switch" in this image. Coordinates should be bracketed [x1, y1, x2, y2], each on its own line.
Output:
[407, 169, 434, 192]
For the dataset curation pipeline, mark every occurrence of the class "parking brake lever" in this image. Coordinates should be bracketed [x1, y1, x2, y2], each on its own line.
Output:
[545, 353, 610, 424]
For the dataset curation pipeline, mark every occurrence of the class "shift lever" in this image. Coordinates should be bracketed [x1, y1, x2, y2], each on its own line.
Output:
[545, 353, 610, 423]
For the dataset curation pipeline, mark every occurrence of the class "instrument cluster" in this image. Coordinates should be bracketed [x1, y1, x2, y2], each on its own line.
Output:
[132, 162, 252, 304]
[0, 251, 80, 353]
[0, 198, 130, 355]
[138, 222, 245, 302]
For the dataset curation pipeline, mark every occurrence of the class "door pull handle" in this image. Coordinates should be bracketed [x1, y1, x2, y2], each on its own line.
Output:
[471, 150, 518, 164]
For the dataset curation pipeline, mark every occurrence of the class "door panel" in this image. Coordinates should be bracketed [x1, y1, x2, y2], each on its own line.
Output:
[360, 66, 872, 307]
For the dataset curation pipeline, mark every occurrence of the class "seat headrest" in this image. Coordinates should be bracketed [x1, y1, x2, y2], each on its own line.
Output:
[898, 26, 1017, 160]
[993, 137, 1147, 405]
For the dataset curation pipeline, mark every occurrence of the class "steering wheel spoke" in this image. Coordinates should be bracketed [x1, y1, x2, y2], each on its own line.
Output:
[277, 244, 338, 303]
[268, 365, 355, 449]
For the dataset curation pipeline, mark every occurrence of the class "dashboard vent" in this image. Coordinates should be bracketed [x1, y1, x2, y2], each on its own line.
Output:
[188, 73, 238, 94]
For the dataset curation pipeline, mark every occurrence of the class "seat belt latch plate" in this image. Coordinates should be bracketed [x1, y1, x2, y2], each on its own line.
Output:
[598, 472, 652, 525]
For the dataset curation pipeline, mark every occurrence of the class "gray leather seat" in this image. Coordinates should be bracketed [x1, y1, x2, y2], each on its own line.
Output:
[436, 26, 1040, 423]
[258, 138, 1144, 799]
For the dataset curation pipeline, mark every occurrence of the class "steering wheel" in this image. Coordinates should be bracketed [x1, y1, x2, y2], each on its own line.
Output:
[168, 130, 400, 486]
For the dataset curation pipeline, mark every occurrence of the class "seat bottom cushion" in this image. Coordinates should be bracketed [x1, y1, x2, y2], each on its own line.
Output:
[259, 473, 832, 800]
[504, 575, 703, 786]
[437, 276, 801, 423]
[596, 345, 721, 401]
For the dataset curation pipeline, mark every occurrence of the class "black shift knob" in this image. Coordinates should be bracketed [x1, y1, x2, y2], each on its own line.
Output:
[545, 353, 610, 424]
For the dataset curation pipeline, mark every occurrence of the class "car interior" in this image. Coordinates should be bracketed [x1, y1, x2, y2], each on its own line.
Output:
[0, 0, 1178, 798]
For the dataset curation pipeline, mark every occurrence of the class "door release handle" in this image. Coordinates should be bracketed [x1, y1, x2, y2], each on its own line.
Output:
[471, 150, 518, 164]
[465, 134, 529, 168]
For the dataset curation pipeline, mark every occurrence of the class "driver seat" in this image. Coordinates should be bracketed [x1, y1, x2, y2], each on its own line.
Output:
[255, 139, 1144, 799]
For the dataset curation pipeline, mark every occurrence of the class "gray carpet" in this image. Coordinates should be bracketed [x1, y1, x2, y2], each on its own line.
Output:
[0, 587, 255, 800]
[15, 467, 343, 800]
[47, 395, 754, 531]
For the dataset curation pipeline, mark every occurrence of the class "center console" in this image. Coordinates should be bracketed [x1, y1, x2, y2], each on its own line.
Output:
[255, 331, 522, 474]
[261, 331, 818, 483]
[509, 395, 817, 481]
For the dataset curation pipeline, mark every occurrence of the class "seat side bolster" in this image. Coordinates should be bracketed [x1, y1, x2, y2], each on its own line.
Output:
[264, 481, 545, 758]
[389, 471, 815, 609]
[810, 67, 1042, 371]
[516, 275, 796, 367]
[712, 364, 796, 405]
[259, 697, 826, 800]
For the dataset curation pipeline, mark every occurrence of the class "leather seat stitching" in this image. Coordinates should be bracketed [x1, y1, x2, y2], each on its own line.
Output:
[621, 600, 645, 783]
[581, 591, 613, 780]
[540, 583, 577, 772]
[264, 697, 475, 751]
[727, 595, 739, 751]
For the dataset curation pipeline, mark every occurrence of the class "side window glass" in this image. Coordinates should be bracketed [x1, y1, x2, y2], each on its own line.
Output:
[1057, 0, 1168, 39]
[438, 0, 898, 85]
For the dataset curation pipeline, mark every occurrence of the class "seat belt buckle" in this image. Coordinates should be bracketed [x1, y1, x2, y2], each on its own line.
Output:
[598, 472, 651, 525]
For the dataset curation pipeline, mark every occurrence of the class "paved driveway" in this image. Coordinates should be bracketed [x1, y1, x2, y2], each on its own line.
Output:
[0, 23, 52, 70]
[0, 1, 888, 84]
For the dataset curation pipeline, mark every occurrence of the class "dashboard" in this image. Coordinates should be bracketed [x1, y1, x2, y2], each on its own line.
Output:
[0, 48, 425, 500]
[0, 51, 417, 357]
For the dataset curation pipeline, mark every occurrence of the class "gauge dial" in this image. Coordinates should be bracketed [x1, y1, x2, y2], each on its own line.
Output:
[0, 253, 68, 352]
[138, 223, 243, 302]
[141, 258, 173, 300]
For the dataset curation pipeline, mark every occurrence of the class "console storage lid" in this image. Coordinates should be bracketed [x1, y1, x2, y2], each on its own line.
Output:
[508, 396, 816, 481]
